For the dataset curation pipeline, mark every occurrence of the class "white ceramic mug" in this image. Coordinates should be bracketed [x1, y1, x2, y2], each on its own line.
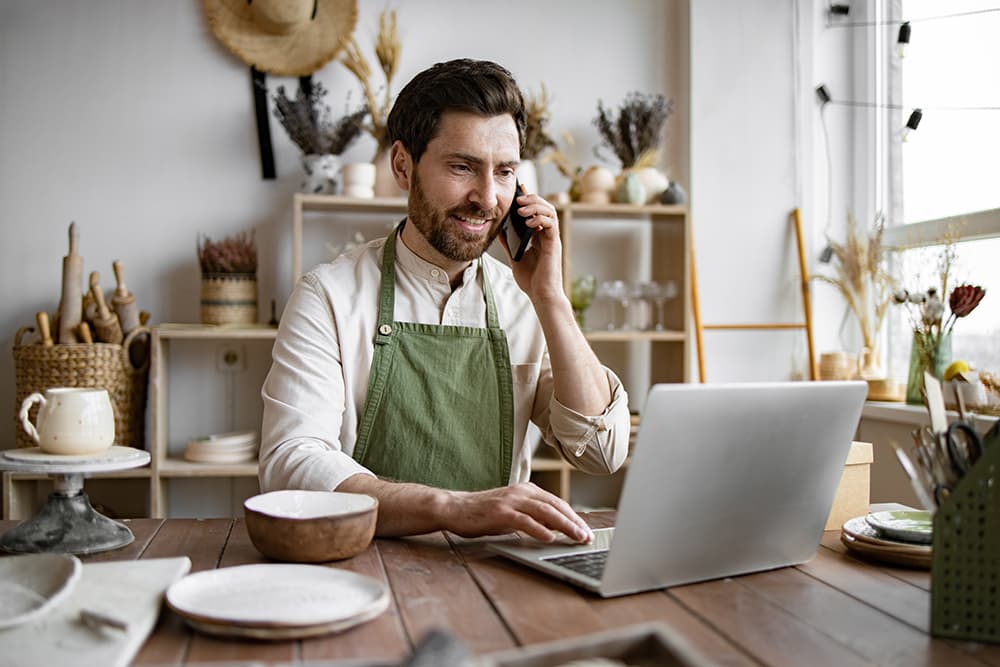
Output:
[19, 387, 115, 455]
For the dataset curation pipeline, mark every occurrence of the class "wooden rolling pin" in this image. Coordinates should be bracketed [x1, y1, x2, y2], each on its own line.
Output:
[89, 271, 123, 344]
[111, 260, 140, 335]
[35, 311, 54, 347]
[56, 222, 84, 344]
[77, 321, 94, 344]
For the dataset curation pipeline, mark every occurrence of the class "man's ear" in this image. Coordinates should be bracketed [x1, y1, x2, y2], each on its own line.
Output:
[389, 141, 412, 191]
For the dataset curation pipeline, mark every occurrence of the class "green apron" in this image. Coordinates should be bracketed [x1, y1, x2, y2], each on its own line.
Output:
[352, 223, 514, 491]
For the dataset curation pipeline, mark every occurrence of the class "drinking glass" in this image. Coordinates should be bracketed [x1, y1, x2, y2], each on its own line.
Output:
[650, 280, 678, 330]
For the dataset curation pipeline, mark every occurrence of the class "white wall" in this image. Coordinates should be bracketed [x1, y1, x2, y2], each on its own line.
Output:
[0, 0, 689, 515]
[689, 0, 855, 381]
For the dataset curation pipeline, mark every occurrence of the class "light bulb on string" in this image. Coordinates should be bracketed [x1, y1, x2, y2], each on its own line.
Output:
[897, 21, 911, 58]
[902, 108, 922, 142]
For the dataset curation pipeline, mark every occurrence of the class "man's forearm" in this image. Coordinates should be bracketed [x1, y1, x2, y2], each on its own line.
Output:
[337, 474, 451, 537]
[533, 293, 612, 414]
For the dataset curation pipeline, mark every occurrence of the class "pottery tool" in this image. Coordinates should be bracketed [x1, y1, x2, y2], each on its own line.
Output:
[56, 222, 84, 344]
[77, 321, 94, 344]
[923, 372, 947, 433]
[35, 311, 54, 347]
[89, 271, 123, 344]
[111, 260, 140, 335]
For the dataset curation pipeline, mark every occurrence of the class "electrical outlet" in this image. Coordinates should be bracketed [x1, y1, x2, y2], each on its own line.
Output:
[216, 344, 246, 373]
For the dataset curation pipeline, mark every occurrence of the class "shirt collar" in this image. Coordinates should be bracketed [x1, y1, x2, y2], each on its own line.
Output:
[395, 231, 480, 287]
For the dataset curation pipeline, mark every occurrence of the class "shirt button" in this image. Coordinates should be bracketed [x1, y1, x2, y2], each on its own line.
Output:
[378, 324, 392, 336]
[430, 269, 440, 278]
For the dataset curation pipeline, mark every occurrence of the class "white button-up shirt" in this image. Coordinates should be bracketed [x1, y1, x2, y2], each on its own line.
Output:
[259, 233, 631, 493]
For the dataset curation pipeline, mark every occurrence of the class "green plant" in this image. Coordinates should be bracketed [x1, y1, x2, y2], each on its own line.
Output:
[198, 231, 257, 275]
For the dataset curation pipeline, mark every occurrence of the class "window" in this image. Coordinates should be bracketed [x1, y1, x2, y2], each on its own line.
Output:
[879, 0, 1000, 377]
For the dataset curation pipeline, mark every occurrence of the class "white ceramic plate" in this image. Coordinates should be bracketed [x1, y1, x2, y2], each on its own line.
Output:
[864, 510, 933, 545]
[842, 516, 932, 554]
[2, 446, 144, 465]
[0, 553, 82, 629]
[165, 564, 389, 639]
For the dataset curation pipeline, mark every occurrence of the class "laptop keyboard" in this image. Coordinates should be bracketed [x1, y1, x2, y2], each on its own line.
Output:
[543, 550, 609, 579]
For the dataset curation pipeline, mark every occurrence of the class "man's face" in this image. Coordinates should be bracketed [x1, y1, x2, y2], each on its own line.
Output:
[406, 111, 520, 263]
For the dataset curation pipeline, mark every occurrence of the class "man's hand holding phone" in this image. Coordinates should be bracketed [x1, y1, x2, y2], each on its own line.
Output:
[501, 181, 534, 262]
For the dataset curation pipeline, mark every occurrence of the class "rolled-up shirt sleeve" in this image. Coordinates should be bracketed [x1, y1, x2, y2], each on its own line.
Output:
[259, 273, 375, 493]
[536, 367, 631, 475]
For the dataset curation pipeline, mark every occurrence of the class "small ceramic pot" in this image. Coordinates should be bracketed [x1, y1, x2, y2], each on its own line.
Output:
[342, 162, 376, 199]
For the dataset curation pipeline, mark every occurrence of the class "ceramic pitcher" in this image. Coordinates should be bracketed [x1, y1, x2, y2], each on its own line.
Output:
[19, 387, 115, 455]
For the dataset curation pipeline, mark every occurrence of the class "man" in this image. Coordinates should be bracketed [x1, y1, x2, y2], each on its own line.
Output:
[260, 59, 630, 544]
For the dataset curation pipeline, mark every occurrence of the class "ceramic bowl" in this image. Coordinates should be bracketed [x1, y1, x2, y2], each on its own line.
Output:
[244, 490, 378, 563]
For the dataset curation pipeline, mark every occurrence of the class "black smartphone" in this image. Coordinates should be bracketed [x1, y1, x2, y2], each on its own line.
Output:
[501, 181, 532, 262]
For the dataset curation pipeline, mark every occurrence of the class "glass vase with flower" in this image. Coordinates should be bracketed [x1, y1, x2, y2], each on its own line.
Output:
[894, 284, 986, 404]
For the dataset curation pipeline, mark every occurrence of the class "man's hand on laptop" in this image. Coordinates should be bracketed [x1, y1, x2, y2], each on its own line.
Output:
[444, 483, 594, 544]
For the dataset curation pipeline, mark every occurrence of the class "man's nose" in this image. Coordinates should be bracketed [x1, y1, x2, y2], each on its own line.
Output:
[468, 173, 499, 211]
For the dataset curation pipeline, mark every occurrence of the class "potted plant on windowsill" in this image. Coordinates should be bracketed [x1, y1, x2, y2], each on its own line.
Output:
[198, 231, 258, 326]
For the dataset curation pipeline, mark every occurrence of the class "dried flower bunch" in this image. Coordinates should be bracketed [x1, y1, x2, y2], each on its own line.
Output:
[893, 284, 986, 336]
[593, 92, 674, 169]
[814, 212, 896, 355]
[522, 84, 557, 160]
[198, 231, 257, 275]
[272, 82, 366, 156]
[340, 9, 401, 157]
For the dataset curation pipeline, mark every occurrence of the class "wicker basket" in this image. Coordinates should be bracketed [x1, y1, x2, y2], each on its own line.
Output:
[200, 273, 258, 325]
[12, 326, 150, 449]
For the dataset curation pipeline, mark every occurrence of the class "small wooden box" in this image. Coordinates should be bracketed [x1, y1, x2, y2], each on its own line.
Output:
[825, 441, 873, 530]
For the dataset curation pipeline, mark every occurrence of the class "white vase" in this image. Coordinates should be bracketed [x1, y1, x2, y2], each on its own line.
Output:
[516, 159, 539, 195]
[342, 162, 376, 199]
[633, 167, 669, 203]
[300, 154, 340, 195]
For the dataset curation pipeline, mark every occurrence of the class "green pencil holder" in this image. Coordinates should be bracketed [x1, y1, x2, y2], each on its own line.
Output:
[931, 433, 1000, 643]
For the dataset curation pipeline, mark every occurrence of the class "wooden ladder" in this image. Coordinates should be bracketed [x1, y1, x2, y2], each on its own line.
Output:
[690, 208, 818, 382]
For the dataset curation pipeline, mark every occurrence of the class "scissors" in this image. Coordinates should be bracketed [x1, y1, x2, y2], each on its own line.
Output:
[942, 421, 984, 478]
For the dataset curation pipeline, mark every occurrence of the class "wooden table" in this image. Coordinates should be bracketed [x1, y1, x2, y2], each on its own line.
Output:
[2, 514, 999, 666]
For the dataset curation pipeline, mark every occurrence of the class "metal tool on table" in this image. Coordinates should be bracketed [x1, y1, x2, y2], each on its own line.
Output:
[56, 222, 84, 344]
[111, 260, 140, 336]
[88, 271, 123, 344]
[35, 311, 54, 347]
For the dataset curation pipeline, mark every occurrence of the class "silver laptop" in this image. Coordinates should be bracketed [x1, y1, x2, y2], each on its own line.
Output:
[488, 381, 868, 597]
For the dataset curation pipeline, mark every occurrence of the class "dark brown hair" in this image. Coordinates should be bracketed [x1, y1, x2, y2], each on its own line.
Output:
[387, 58, 526, 163]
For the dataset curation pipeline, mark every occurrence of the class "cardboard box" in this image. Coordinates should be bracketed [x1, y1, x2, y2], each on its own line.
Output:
[825, 441, 873, 530]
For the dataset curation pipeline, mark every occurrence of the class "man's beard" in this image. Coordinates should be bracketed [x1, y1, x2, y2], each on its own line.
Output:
[407, 171, 505, 262]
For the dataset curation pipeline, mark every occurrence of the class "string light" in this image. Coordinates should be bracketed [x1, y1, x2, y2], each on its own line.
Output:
[897, 21, 911, 58]
[902, 108, 922, 141]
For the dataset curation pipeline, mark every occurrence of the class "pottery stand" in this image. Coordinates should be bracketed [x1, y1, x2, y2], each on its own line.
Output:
[0, 446, 150, 555]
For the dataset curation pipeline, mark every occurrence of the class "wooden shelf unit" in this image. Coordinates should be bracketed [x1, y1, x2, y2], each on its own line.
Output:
[148, 323, 278, 517]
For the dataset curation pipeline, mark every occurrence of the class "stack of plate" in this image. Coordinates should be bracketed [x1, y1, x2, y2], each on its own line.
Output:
[840, 510, 932, 569]
[165, 564, 389, 639]
[183, 430, 259, 464]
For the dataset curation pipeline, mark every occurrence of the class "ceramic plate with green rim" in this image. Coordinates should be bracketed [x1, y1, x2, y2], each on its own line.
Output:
[864, 510, 933, 544]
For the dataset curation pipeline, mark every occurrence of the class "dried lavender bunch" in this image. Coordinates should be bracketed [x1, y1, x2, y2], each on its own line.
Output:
[198, 231, 257, 275]
[593, 92, 673, 169]
[272, 83, 366, 155]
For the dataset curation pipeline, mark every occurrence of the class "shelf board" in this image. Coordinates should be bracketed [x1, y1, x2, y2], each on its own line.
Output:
[583, 329, 686, 342]
[558, 202, 686, 217]
[155, 323, 278, 340]
[297, 193, 408, 213]
[159, 458, 259, 478]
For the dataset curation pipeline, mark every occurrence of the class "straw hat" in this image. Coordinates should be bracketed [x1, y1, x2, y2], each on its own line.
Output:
[204, 0, 358, 77]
